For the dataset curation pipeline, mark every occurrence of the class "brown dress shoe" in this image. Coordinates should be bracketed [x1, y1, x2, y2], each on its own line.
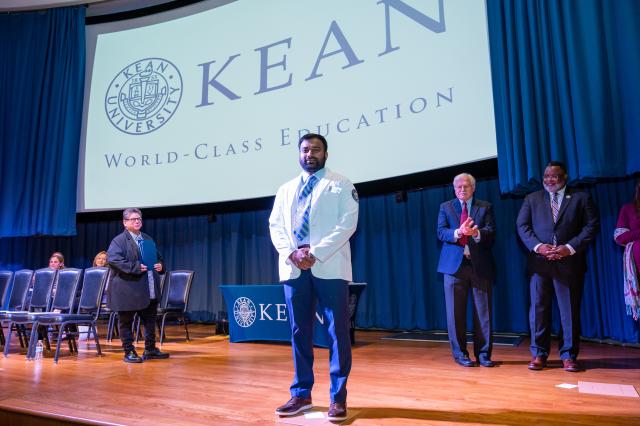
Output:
[563, 358, 581, 372]
[327, 402, 347, 421]
[528, 356, 547, 370]
[275, 396, 312, 416]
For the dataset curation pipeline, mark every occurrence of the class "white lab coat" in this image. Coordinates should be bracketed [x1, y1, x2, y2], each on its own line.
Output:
[269, 168, 359, 281]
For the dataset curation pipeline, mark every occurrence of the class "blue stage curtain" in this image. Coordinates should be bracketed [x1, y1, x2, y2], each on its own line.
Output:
[1, 176, 638, 343]
[0, 7, 85, 237]
[487, 0, 640, 194]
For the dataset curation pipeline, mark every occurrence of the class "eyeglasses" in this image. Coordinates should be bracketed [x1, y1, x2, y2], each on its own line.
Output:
[543, 174, 564, 180]
[125, 217, 142, 222]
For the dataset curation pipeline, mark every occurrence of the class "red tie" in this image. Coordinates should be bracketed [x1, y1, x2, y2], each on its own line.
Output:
[459, 201, 468, 246]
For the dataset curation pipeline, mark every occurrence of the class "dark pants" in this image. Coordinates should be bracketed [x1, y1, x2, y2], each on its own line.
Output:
[118, 299, 158, 353]
[444, 260, 493, 359]
[529, 272, 583, 360]
[283, 270, 352, 404]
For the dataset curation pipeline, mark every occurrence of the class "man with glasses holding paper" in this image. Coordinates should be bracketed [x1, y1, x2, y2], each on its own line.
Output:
[107, 208, 169, 363]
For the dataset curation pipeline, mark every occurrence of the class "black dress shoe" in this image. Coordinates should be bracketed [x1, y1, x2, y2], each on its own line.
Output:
[142, 348, 170, 360]
[275, 396, 313, 416]
[454, 355, 476, 367]
[327, 402, 348, 421]
[478, 354, 495, 367]
[123, 351, 143, 363]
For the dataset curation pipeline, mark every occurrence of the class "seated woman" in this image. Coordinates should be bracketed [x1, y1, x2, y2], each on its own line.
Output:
[48, 252, 65, 270]
[46, 252, 66, 312]
[93, 250, 111, 309]
[614, 180, 640, 321]
[93, 251, 108, 267]
[24, 251, 66, 312]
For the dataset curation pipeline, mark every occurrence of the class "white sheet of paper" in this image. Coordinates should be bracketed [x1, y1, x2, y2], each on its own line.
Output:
[304, 412, 324, 419]
[556, 383, 578, 389]
[578, 381, 639, 398]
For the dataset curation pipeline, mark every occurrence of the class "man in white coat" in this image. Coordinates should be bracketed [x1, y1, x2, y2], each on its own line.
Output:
[270, 133, 359, 422]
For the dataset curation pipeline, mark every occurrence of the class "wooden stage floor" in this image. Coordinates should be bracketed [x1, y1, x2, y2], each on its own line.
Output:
[1, 324, 639, 425]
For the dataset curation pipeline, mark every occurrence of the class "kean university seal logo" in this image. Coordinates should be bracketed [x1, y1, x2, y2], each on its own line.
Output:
[233, 297, 257, 328]
[105, 58, 183, 135]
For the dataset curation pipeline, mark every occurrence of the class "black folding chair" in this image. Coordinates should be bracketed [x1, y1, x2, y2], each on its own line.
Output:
[0, 271, 14, 345]
[0, 270, 34, 347]
[2, 268, 57, 357]
[157, 270, 194, 347]
[7, 268, 82, 359]
[28, 267, 108, 363]
[106, 311, 119, 342]
[0, 271, 12, 309]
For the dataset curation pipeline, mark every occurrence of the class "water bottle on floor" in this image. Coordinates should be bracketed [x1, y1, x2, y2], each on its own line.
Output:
[35, 341, 44, 360]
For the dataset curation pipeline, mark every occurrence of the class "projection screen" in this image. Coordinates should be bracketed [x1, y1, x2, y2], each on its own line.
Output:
[78, 0, 497, 211]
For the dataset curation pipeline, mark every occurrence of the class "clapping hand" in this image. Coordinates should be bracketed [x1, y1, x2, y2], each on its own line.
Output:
[459, 217, 479, 237]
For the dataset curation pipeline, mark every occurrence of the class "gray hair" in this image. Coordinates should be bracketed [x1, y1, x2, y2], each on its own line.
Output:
[453, 173, 476, 188]
[123, 208, 142, 220]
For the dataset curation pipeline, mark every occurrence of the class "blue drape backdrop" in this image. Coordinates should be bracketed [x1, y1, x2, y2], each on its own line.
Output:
[0, 7, 85, 237]
[1, 176, 638, 343]
[487, 0, 640, 194]
[0, 2, 639, 345]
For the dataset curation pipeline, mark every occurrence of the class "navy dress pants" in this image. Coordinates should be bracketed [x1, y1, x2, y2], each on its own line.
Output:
[529, 272, 583, 360]
[444, 260, 493, 359]
[283, 270, 352, 403]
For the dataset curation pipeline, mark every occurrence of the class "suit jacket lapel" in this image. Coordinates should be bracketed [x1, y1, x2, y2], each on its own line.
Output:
[471, 199, 480, 222]
[125, 230, 141, 261]
[309, 174, 330, 219]
[284, 176, 300, 231]
[452, 199, 462, 222]
[542, 191, 554, 224]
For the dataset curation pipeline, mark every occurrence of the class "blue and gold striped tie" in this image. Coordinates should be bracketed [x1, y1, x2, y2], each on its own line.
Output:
[293, 175, 318, 242]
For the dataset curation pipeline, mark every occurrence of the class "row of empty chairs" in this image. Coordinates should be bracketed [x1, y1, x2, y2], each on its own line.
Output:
[0, 268, 195, 362]
[0, 267, 108, 362]
[107, 270, 195, 348]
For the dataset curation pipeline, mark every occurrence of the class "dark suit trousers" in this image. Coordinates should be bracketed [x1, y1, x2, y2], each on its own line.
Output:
[529, 272, 583, 360]
[283, 270, 352, 404]
[444, 260, 492, 359]
[118, 299, 158, 353]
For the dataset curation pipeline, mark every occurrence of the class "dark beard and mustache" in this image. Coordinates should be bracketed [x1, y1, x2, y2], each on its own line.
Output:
[300, 156, 326, 173]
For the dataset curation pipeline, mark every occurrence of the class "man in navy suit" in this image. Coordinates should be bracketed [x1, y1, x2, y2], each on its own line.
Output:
[437, 173, 496, 367]
[517, 161, 599, 372]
